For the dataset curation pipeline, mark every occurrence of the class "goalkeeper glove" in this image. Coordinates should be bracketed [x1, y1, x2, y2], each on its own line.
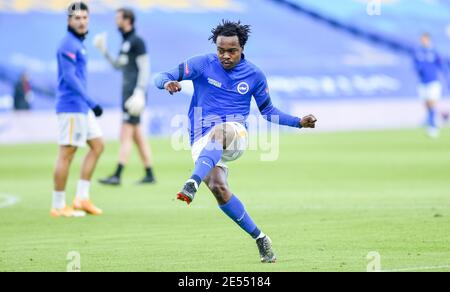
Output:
[125, 88, 146, 116]
[93, 32, 108, 55]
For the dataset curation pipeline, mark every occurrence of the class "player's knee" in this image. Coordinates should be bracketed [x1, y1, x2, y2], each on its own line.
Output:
[60, 148, 76, 162]
[94, 143, 105, 156]
[208, 181, 229, 198]
[91, 141, 104, 156]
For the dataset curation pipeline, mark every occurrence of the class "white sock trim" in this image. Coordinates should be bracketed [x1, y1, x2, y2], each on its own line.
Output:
[76, 180, 91, 200]
[256, 232, 266, 240]
[52, 191, 66, 209]
[186, 179, 199, 190]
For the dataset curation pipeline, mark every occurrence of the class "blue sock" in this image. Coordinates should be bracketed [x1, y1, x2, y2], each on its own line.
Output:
[219, 195, 261, 239]
[190, 140, 223, 186]
[428, 107, 437, 128]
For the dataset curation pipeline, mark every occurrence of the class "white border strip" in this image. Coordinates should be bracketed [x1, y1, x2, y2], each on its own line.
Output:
[0, 193, 20, 209]
[383, 265, 450, 272]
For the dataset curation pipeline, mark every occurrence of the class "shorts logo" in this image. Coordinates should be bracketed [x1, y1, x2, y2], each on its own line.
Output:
[237, 82, 249, 95]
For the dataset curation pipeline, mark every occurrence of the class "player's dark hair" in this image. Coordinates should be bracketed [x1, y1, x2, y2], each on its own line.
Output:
[67, 2, 89, 17]
[118, 8, 136, 26]
[209, 20, 251, 48]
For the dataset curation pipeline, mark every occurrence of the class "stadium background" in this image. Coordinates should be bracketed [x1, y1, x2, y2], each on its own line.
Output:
[1, 0, 449, 143]
[1, 0, 450, 272]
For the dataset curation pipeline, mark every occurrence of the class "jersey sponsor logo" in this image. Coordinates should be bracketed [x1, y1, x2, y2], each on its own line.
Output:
[207, 78, 222, 88]
[237, 82, 249, 95]
[122, 41, 131, 53]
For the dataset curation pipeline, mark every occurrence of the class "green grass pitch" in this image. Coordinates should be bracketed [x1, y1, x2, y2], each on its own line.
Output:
[0, 129, 449, 272]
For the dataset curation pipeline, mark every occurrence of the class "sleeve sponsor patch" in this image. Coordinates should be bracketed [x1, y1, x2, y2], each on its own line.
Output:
[63, 51, 77, 62]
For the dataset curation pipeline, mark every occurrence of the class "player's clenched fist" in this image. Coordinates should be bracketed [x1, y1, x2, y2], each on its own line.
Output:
[300, 114, 317, 128]
[164, 81, 182, 95]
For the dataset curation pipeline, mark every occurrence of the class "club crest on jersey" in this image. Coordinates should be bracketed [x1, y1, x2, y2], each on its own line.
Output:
[237, 82, 249, 95]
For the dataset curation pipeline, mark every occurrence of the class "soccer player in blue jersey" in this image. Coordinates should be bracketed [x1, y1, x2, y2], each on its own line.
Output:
[51, 2, 104, 217]
[154, 20, 317, 263]
[413, 33, 448, 138]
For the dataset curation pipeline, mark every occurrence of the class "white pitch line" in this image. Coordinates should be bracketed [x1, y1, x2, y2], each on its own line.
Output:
[0, 193, 20, 209]
[382, 265, 450, 272]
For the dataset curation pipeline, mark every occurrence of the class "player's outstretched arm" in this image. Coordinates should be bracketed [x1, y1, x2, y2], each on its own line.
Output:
[254, 73, 316, 129]
[259, 99, 316, 129]
[93, 33, 121, 69]
[154, 55, 209, 95]
[163, 81, 182, 95]
[153, 69, 182, 95]
[300, 114, 317, 128]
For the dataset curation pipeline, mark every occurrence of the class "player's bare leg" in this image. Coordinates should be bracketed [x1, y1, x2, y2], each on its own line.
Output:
[425, 99, 440, 138]
[80, 138, 104, 181]
[177, 123, 235, 204]
[204, 167, 231, 205]
[176, 123, 276, 263]
[54, 146, 77, 192]
[133, 124, 156, 184]
[204, 166, 276, 263]
[51, 146, 84, 217]
[74, 138, 104, 215]
[119, 123, 134, 165]
[99, 123, 134, 185]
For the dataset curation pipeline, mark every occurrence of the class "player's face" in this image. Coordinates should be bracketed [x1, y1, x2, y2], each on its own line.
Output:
[421, 35, 432, 48]
[216, 36, 243, 70]
[68, 10, 89, 35]
[116, 12, 125, 31]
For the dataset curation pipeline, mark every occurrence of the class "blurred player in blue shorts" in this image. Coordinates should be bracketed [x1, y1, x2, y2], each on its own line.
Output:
[413, 33, 449, 138]
[154, 20, 317, 263]
[51, 2, 104, 217]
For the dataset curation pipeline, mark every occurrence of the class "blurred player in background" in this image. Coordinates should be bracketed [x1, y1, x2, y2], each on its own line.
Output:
[413, 33, 449, 138]
[94, 8, 156, 186]
[154, 20, 317, 263]
[52, 2, 104, 217]
[13, 72, 32, 111]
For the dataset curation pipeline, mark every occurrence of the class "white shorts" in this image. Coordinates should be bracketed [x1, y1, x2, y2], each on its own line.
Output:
[191, 122, 248, 169]
[418, 81, 442, 101]
[57, 111, 102, 147]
